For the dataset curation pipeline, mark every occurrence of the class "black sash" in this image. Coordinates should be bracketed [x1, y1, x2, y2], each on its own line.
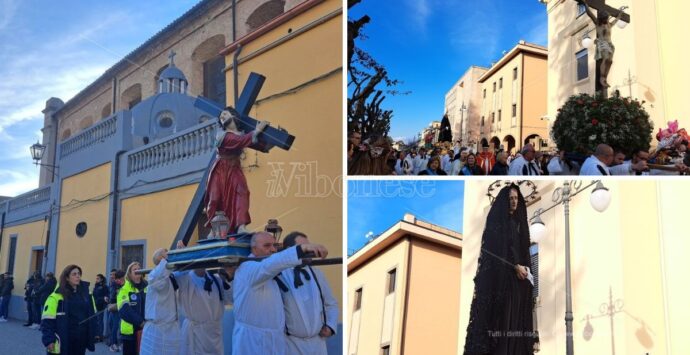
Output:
[596, 164, 610, 175]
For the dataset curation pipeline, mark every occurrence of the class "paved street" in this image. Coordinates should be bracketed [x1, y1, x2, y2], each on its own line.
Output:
[0, 318, 112, 354]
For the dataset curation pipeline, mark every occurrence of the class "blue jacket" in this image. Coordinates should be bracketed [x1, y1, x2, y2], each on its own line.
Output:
[41, 281, 97, 354]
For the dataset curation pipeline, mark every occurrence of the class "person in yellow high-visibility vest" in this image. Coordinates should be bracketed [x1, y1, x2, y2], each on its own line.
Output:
[118, 262, 147, 355]
[41, 264, 98, 354]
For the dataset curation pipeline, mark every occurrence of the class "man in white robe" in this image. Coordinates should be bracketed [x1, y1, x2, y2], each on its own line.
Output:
[278, 232, 339, 355]
[508, 144, 540, 175]
[174, 242, 234, 355]
[140, 248, 181, 355]
[580, 144, 615, 175]
[232, 232, 328, 355]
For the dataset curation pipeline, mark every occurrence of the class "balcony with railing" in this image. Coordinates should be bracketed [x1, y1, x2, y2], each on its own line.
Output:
[3, 185, 53, 225]
[60, 115, 118, 158]
[126, 120, 217, 176]
[8, 186, 51, 212]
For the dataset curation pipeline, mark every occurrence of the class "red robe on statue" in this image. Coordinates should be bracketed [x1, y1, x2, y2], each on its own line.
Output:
[204, 131, 255, 233]
[477, 151, 496, 175]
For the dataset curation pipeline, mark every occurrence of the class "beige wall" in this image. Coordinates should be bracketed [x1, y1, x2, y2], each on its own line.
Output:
[55, 163, 111, 285]
[348, 239, 410, 355]
[445, 66, 487, 147]
[459, 180, 690, 354]
[0, 220, 48, 297]
[404, 239, 461, 355]
[546, 0, 688, 146]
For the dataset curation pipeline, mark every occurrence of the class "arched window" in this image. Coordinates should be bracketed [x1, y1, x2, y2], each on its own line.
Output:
[61, 129, 72, 141]
[121, 83, 142, 109]
[101, 103, 112, 119]
[246, 0, 286, 32]
[79, 116, 93, 130]
[192, 35, 226, 106]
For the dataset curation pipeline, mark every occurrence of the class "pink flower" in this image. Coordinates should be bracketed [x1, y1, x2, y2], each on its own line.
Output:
[591, 119, 599, 125]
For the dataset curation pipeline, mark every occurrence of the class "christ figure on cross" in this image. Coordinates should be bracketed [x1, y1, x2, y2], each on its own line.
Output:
[580, 0, 628, 89]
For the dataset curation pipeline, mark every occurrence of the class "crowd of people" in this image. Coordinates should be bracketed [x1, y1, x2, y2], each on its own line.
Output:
[347, 130, 690, 176]
[0, 231, 338, 355]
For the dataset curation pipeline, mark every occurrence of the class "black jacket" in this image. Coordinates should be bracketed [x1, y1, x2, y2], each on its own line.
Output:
[36, 277, 57, 307]
[490, 162, 509, 175]
[1, 276, 13, 296]
[41, 281, 97, 354]
[92, 282, 109, 311]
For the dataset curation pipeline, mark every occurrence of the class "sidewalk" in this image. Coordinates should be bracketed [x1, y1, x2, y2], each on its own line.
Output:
[0, 318, 113, 354]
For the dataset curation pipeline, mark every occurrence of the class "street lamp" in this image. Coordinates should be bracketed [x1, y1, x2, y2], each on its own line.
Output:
[30, 141, 46, 163]
[30, 140, 59, 180]
[581, 34, 593, 49]
[528, 180, 612, 355]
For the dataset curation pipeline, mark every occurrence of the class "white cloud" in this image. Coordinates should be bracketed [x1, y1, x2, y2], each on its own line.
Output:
[0, 169, 38, 197]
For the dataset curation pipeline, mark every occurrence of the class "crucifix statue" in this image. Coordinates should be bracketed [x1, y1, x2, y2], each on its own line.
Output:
[578, 0, 630, 97]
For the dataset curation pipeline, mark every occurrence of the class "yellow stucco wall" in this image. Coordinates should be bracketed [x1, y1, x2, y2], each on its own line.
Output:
[459, 180, 685, 354]
[404, 239, 461, 355]
[55, 163, 111, 285]
[119, 183, 199, 269]
[347, 239, 409, 355]
[0, 220, 49, 297]
[225, 0, 343, 314]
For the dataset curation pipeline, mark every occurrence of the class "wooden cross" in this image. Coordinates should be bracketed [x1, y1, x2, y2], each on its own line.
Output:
[172, 72, 295, 248]
[578, 0, 630, 23]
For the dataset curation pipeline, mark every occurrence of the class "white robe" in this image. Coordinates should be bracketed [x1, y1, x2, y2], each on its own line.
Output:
[176, 270, 233, 355]
[580, 155, 611, 175]
[413, 155, 428, 175]
[140, 259, 181, 355]
[403, 156, 414, 175]
[508, 156, 540, 175]
[279, 266, 338, 355]
[232, 247, 303, 355]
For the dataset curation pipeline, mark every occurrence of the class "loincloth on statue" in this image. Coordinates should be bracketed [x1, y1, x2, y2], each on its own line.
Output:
[594, 39, 615, 61]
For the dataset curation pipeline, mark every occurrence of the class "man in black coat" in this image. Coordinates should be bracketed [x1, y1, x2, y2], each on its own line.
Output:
[0, 273, 14, 321]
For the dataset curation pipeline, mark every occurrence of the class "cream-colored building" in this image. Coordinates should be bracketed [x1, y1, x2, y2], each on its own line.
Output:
[477, 41, 549, 154]
[458, 180, 690, 355]
[445, 66, 488, 148]
[348, 214, 462, 355]
[543, 0, 689, 145]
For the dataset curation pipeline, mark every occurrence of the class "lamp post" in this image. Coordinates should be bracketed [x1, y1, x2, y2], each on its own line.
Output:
[528, 180, 612, 355]
[30, 141, 59, 179]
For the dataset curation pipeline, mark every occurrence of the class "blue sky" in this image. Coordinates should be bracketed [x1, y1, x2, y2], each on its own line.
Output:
[349, 0, 547, 141]
[0, 0, 200, 196]
[347, 180, 464, 255]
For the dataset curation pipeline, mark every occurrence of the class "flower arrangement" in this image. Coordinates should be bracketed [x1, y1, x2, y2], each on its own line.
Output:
[551, 93, 653, 156]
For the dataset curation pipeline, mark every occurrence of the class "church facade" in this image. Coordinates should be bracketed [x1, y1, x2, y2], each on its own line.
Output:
[0, 1, 343, 350]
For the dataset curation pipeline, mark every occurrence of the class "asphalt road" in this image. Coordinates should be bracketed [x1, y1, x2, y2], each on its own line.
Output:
[0, 318, 113, 354]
